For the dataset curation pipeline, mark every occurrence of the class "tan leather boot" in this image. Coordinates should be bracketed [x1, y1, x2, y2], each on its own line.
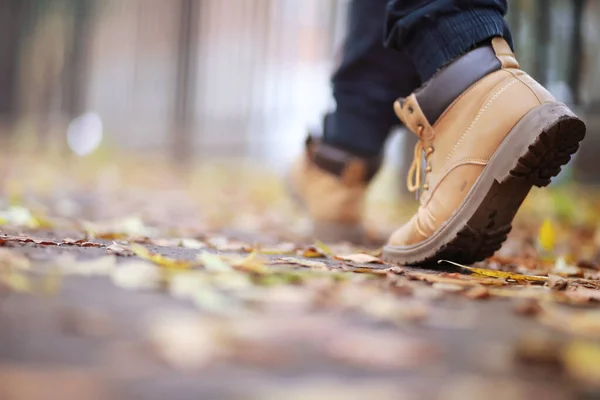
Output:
[383, 38, 586, 266]
[289, 136, 382, 244]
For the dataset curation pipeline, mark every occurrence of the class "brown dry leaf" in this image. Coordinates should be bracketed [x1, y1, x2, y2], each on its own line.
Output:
[62, 238, 103, 248]
[4, 235, 58, 246]
[131, 244, 195, 269]
[273, 257, 328, 270]
[439, 260, 548, 283]
[106, 242, 134, 256]
[298, 246, 328, 258]
[547, 274, 568, 290]
[562, 340, 600, 387]
[334, 253, 384, 264]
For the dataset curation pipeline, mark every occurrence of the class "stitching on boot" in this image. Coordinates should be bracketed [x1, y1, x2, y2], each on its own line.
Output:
[443, 78, 519, 167]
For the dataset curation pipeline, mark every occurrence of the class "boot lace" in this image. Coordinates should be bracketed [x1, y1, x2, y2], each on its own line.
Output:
[407, 125, 434, 199]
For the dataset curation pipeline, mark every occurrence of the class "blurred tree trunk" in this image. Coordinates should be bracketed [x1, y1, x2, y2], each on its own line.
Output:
[0, 0, 29, 134]
[63, 0, 93, 121]
[533, 0, 550, 86]
[172, 0, 199, 168]
[569, 0, 584, 106]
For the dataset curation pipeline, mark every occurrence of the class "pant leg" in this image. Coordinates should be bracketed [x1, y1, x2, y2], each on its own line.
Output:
[323, 0, 420, 157]
[384, 0, 512, 84]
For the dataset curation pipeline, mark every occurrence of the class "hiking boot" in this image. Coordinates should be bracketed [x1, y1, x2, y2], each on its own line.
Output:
[383, 38, 586, 266]
[288, 135, 382, 244]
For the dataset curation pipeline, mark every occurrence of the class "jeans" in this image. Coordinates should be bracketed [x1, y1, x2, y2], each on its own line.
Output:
[323, 0, 512, 157]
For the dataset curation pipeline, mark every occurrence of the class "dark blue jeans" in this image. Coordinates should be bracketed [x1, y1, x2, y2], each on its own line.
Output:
[323, 0, 511, 157]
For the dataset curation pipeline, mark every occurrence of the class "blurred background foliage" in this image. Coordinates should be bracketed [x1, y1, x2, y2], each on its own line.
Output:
[0, 0, 598, 185]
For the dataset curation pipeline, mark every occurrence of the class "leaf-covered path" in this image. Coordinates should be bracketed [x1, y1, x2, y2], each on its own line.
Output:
[1, 230, 600, 400]
[0, 154, 599, 399]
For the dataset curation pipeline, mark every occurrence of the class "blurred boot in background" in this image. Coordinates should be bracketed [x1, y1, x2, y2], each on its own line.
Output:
[290, 0, 420, 244]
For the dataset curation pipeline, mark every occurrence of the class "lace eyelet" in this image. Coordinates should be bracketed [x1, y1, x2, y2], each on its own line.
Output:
[407, 106, 414, 114]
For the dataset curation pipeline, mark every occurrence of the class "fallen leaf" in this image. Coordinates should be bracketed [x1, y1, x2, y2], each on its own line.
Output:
[334, 254, 384, 264]
[538, 218, 556, 252]
[273, 257, 328, 270]
[439, 260, 548, 283]
[62, 238, 103, 248]
[547, 274, 568, 290]
[315, 240, 333, 256]
[106, 242, 134, 256]
[562, 340, 600, 386]
[231, 251, 268, 274]
[297, 246, 328, 258]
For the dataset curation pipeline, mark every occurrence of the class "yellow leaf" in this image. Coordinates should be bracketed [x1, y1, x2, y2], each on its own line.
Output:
[438, 260, 548, 283]
[232, 251, 268, 274]
[298, 246, 327, 258]
[315, 240, 333, 257]
[562, 340, 600, 385]
[538, 219, 556, 252]
[131, 244, 194, 269]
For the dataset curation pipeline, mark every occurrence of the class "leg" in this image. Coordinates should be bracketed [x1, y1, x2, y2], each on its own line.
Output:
[384, 0, 512, 83]
[324, 0, 420, 157]
[381, 0, 586, 265]
[289, 0, 420, 244]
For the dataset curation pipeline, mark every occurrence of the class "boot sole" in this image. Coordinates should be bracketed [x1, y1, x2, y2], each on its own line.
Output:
[382, 102, 586, 266]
